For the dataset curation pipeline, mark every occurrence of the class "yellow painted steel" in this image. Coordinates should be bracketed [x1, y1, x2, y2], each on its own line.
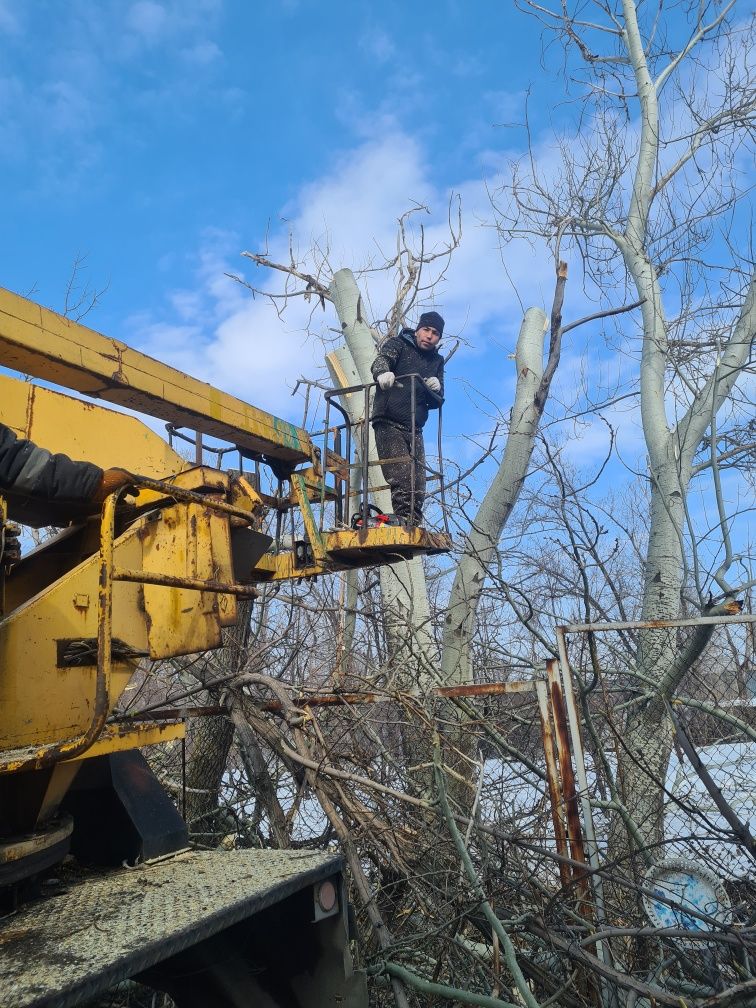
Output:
[140, 502, 235, 658]
[0, 286, 451, 832]
[62, 720, 186, 761]
[0, 521, 147, 750]
[0, 721, 185, 774]
[325, 525, 450, 557]
[251, 526, 452, 581]
[253, 550, 323, 582]
[0, 373, 187, 478]
[0, 285, 314, 463]
[290, 474, 327, 563]
[0, 483, 241, 752]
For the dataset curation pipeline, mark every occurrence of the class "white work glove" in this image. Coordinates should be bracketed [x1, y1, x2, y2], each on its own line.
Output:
[424, 377, 441, 393]
[377, 372, 395, 390]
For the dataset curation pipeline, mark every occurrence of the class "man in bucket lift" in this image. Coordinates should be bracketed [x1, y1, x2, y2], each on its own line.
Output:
[370, 311, 445, 527]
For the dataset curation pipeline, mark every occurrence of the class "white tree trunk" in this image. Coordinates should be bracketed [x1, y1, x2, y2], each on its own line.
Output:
[328, 269, 437, 689]
[623, 276, 756, 849]
[441, 308, 548, 685]
[615, 0, 756, 853]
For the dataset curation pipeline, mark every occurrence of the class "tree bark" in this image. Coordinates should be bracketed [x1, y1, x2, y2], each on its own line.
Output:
[328, 269, 437, 690]
[441, 307, 548, 686]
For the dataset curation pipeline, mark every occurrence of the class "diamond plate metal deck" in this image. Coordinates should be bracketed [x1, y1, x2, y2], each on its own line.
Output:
[1, 848, 341, 1008]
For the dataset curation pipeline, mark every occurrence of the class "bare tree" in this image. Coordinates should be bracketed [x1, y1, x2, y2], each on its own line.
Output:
[494, 0, 755, 856]
[232, 212, 590, 701]
[121, 6, 756, 1004]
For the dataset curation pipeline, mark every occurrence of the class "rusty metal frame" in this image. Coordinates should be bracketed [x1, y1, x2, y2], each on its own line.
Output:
[536, 678, 572, 889]
[549, 612, 756, 979]
[250, 679, 537, 714]
[545, 661, 593, 901]
[553, 612, 756, 873]
[120, 680, 538, 725]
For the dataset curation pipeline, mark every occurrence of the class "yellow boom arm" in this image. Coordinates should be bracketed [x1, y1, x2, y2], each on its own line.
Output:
[0, 286, 313, 465]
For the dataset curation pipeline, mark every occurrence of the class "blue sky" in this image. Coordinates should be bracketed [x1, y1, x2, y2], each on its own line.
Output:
[1, 1, 580, 419]
[1, 0, 752, 582]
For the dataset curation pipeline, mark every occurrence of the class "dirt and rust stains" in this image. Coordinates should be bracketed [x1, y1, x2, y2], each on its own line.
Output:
[101, 341, 127, 384]
[548, 676, 588, 869]
[142, 595, 153, 636]
[25, 386, 36, 437]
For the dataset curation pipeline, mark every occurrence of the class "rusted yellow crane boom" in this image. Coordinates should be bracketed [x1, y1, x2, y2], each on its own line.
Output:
[0, 285, 313, 463]
[0, 285, 449, 1007]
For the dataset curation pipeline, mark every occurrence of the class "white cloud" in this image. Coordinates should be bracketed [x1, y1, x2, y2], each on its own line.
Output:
[0, 0, 21, 34]
[128, 120, 650, 447]
[168, 290, 204, 320]
[123, 0, 223, 46]
[130, 127, 565, 420]
[128, 318, 206, 377]
[1, 3, 229, 195]
[43, 79, 96, 133]
[127, 1, 168, 40]
[451, 55, 484, 79]
[181, 40, 221, 65]
[359, 27, 396, 64]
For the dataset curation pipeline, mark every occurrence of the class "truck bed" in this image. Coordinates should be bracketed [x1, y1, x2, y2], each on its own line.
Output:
[1, 849, 348, 1008]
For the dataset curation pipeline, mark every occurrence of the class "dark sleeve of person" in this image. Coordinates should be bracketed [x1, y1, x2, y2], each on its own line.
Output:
[0, 422, 103, 503]
[371, 336, 403, 381]
[426, 357, 445, 411]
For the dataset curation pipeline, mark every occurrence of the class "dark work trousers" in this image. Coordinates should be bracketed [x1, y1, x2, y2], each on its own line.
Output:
[373, 422, 426, 525]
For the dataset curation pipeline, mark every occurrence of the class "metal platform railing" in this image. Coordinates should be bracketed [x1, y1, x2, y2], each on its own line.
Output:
[321, 374, 449, 534]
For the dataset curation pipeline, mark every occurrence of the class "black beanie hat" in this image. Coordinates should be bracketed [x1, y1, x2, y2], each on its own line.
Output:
[417, 311, 444, 337]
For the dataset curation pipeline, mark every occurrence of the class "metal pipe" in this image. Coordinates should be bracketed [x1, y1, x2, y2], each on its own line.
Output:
[323, 375, 443, 528]
[410, 376, 416, 526]
[536, 677, 572, 889]
[254, 679, 537, 712]
[345, 418, 352, 525]
[333, 426, 343, 526]
[437, 404, 449, 534]
[274, 486, 282, 552]
[362, 385, 370, 524]
[113, 568, 259, 597]
[555, 626, 610, 977]
[558, 613, 754, 634]
[124, 472, 255, 522]
[320, 398, 330, 532]
[323, 393, 354, 526]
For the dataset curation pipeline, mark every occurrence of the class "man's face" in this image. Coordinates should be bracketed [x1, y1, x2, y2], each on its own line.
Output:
[415, 325, 441, 351]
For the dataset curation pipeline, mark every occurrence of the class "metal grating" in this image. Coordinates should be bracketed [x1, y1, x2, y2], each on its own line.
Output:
[1, 849, 341, 1008]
